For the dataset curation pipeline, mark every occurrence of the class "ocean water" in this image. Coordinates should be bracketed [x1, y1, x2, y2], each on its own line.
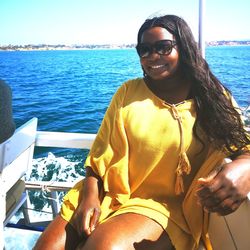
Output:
[0, 46, 249, 211]
[1, 47, 249, 133]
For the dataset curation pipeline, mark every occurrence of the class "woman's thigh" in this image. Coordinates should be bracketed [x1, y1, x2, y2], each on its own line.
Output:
[78, 213, 175, 250]
[33, 215, 85, 250]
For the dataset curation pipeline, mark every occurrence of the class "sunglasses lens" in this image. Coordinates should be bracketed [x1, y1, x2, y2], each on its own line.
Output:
[155, 41, 173, 55]
[136, 40, 175, 58]
[137, 44, 151, 58]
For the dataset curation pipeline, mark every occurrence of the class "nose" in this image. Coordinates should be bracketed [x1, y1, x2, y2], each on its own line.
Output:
[147, 49, 161, 60]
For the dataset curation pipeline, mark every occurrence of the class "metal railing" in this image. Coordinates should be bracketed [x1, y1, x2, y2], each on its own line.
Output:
[24, 131, 96, 219]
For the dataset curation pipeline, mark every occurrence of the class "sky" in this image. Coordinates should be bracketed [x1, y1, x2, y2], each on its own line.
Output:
[0, 0, 250, 45]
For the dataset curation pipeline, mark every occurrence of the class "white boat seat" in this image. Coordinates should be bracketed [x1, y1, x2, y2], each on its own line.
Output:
[208, 158, 250, 250]
[208, 197, 250, 250]
[0, 118, 38, 249]
[5, 179, 26, 224]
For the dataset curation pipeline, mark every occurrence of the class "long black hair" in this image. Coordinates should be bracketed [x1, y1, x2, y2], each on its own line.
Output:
[137, 15, 250, 155]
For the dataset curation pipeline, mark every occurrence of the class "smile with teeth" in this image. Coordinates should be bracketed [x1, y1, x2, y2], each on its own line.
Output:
[150, 64, 166, 69]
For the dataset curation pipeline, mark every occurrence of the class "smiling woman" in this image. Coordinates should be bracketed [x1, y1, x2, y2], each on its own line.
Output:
[33, 14, 250, 250]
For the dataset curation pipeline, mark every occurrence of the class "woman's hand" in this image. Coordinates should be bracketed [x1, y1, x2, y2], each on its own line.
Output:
[70, 191, 101, 236]
[70, 167, 103, 236]
[196, 155, 250, 216]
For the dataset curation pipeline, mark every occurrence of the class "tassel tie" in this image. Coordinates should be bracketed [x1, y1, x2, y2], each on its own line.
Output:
[171, 104, 191, 195]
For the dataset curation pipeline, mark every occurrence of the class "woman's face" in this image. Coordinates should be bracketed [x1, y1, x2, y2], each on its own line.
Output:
[139, 27, 179, 80]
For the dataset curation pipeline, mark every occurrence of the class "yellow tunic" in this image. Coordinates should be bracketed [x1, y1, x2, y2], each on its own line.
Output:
[61, 78, 231, 249]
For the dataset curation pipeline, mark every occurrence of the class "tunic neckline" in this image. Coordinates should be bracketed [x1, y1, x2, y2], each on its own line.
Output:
[141, 78, 194, 108]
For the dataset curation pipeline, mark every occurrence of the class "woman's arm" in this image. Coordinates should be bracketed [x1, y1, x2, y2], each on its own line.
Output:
[196, 153, 250, 215]
[70, 85, 127, 236]
[70, 166, 103, 236]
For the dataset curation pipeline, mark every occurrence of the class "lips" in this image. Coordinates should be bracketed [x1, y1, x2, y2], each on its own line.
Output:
[148, 64, 168, 75]
[150, 64, 165, 69]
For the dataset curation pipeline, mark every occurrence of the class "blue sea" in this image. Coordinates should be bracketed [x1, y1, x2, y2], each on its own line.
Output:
[0, 46, 250, 212]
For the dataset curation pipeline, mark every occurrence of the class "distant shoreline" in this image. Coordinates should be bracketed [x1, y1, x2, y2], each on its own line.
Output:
[0, 41, 250, 51]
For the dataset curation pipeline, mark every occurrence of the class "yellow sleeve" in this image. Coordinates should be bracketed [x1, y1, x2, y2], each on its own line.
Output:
[84, 83, 130, 197]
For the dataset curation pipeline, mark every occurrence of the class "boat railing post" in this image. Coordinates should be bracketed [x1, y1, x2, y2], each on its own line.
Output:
[50, 191, 60, 218]
[22, 197, 31, 225]
[199, 0, 206, 58]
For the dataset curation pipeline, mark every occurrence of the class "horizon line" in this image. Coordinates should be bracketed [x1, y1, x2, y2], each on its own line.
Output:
[1, 39, 250, 47]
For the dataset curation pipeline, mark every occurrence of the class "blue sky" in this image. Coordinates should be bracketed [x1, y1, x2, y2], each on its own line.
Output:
[1, 0, 249, 45]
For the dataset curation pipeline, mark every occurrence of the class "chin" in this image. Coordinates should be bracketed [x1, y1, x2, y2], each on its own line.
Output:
[149, 74, 172, 81]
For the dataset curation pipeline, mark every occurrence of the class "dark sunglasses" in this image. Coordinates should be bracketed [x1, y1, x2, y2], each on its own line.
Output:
[136, 39, 176, 58]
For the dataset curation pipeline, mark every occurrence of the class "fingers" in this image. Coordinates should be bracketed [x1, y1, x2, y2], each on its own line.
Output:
[82, 208, 94, 236]
[196, 173, 245, 215]
[197, 165, 223, 188]
[83, 207, 101, 236]
[197, 166, 224, 199]
[198, 191, 244, 216]
[196, 177, 222, 201]
[198, 165, 223, 184]
[70, 206, 101, 237]
[90, 208, 101, 232]
[196, 164, 237, 215]
[205, 198, 244, 216]
[196, 158, 250, 216]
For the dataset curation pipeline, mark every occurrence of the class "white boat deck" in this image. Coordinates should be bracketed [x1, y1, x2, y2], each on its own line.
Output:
[4, 227, 41, 250]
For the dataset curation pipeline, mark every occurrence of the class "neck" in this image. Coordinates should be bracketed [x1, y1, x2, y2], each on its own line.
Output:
[144, 75, 192, 104]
